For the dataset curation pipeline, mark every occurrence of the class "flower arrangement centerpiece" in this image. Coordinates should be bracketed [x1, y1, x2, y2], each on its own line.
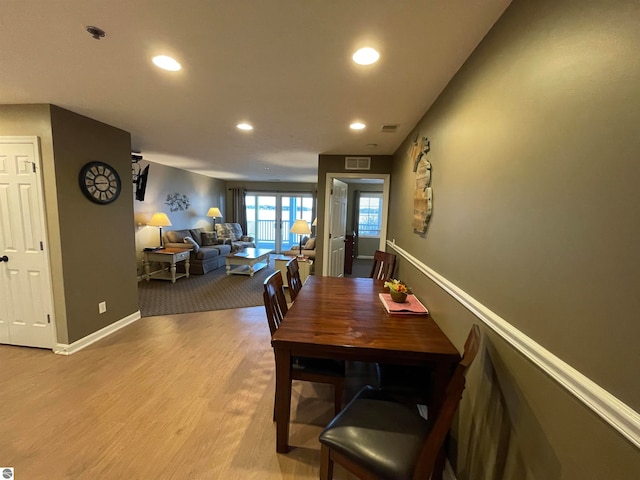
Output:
[384, 279, 411, 303]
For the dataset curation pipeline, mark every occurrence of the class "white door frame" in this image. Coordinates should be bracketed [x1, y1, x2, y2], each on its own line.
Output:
[0, 136, 56, 348]
[322, 173, 390, 276]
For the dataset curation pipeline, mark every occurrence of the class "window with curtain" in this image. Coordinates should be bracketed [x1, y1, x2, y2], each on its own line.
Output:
[358, 193, 383, 238]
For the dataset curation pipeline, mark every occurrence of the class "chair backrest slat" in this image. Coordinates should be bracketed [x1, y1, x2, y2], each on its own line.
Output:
[369, 250, 397, 280]
[413, 324, 481, 479]
[263, 271, 288, 336]
[286, 258, 303, 302]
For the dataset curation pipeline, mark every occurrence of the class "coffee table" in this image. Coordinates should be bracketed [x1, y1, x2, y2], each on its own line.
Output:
[225, 248, 272, 277]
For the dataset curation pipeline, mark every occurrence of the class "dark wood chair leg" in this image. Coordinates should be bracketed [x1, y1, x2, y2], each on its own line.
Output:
[320, 444, 333, 480]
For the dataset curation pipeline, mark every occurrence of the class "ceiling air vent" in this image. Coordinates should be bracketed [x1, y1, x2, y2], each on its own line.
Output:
[345, 157, 371, 170]
[380, 124, 399, 133]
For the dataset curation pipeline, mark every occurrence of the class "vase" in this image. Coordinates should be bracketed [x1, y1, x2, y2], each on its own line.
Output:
[389, 290, 407, 303]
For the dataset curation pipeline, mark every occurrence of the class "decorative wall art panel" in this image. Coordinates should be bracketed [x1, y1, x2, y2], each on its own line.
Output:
[411, 136, 432, 234]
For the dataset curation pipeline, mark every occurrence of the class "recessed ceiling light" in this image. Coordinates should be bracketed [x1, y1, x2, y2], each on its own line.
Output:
[237, 123, 254, 131]
[152, 55, 181, 71]
[352, 47, 380, 65]
[350, 122, 366, 130]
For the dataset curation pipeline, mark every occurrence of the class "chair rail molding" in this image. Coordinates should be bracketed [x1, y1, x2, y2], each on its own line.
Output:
[387, 240, 640, 450]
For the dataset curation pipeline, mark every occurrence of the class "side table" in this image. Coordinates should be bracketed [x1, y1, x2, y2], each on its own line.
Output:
[144, 247, 191, 283]
[273, 255, 313, 287]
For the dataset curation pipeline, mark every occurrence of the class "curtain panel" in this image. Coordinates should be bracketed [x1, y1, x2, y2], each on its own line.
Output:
[230, 187, 247, 233]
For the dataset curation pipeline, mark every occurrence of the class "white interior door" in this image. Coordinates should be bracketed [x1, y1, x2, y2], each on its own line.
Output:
[328, 179, 348, 277]
[0, 137, 54, 348]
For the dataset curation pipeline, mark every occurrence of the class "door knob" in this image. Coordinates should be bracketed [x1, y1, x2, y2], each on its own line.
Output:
[0, 256, 7, 262]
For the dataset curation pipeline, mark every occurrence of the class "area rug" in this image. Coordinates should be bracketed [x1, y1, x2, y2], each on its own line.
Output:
[137, 264, 277, 317]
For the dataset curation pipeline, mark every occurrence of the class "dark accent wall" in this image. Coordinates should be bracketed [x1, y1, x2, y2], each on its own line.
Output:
[50, 106, 138, 343]
[387, 0, 640, 478]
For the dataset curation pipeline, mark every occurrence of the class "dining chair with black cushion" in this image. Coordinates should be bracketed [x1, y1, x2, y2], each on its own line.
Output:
[369, 250, 397, 280]
[318, 324, 481, 480]
[286, 257, 304, 302]
[263, 271, 345, 417]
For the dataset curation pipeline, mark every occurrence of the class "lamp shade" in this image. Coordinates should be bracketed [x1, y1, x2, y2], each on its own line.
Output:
[290, 219, 311, 235]
[312, 217, 317, 226]
[207, 207, 222, 218]
[148, 212, 172, 227]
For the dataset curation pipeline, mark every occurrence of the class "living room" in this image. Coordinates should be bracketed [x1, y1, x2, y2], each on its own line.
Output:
[1, 0, 639, 478]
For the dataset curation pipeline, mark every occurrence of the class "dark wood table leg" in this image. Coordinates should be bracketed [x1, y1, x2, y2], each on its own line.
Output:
[274, 348, 292, 453]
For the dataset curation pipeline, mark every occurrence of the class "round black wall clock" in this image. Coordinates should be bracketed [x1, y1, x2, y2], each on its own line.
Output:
[79, 161, 122, 204]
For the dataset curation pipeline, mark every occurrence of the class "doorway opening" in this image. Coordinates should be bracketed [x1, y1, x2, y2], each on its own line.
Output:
[322, 173, 390, 277]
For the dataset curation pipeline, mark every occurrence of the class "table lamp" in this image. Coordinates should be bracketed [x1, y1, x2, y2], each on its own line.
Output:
[207, 207, 222, 229]
[290, 219, 311, 257]
[148, 212, 172, 247]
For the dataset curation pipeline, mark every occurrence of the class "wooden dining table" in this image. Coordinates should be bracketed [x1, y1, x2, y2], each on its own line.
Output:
[270, 276, 461, 456]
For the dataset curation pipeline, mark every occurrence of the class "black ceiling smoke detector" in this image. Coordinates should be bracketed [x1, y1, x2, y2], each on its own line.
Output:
[86, 26, 106, 40]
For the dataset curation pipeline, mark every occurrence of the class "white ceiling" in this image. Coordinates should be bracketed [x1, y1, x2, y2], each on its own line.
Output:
[1, 0, 511, 183]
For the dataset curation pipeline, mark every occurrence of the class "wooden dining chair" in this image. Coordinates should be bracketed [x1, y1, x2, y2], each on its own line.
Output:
[369, 250, 397, 280]
[319, 324, 481, 480]
[263, 271, 345, 417]
[286, 257, 304, 302]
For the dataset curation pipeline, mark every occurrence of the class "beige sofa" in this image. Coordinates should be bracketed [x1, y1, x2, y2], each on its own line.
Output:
[282, 236, 316, 259]
[215, 223, 256, 251]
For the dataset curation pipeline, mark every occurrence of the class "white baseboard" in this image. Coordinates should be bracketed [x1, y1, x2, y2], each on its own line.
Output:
[53, 310, 141, 355]
[387, 240, 640, 450]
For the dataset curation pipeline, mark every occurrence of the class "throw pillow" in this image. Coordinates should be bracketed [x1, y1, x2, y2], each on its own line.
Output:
[189, 228, 205, 246]
[215, 223, 237, 241]
[183, 236, 200, 252]
[304, 237, 316, 250]
[229, 223, 244, 240]
[201, 231, 218, 246]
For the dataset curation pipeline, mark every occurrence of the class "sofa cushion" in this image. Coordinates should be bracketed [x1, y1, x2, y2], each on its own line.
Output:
[165, 229, 191, 243]
[183, 236, 200, 252]
[189, 228, 206, 246]
[201, 231, 218, 246]
[214, 244, 232, 255]
[195, 246, 221, 260]
[216, 223, 237, 241]
[304, 237, 316, 250]
[229, 223, 244, 240]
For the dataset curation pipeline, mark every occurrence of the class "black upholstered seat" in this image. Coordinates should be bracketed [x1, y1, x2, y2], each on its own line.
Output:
[320, 386, 430, 479]
[319, 325, 481, 480]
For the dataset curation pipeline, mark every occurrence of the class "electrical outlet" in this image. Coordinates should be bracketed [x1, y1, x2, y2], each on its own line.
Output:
[98, 301, 107, 314]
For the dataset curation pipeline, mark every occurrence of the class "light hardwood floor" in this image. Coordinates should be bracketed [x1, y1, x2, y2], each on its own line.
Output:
[0, 307, 374, 479]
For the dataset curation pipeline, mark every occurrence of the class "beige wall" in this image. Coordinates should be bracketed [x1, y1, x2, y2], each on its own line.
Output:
[0, 105, 68, 341]
[0, 104, 139, 344]
[133, 161, 226, 275]
[387, 0, 640, 478]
